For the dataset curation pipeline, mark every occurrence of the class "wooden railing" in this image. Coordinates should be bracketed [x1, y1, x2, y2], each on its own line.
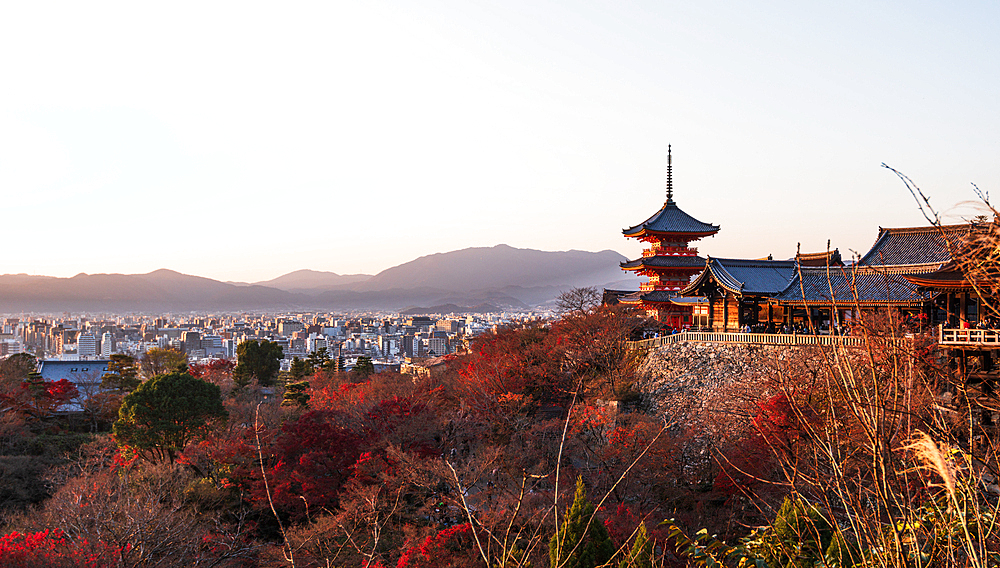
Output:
[627, 332, 865, 350]
[940, 326, 1000, 346]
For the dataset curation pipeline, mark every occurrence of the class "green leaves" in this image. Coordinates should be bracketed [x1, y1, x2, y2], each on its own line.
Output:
[112, 372, 227, 462]
[233, 340, 283, 387]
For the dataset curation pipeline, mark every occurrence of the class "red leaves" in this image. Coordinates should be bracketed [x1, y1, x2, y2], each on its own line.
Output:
[714, 394, 800, 495]
[187, 359, 235, 382]
[0, 529, 126, 567]
[10, 377, 80, 417]
[397, 523, 477, 568]
[263, 410, 364, 520]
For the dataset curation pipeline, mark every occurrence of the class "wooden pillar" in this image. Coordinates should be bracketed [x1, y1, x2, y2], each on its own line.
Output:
[707, 293, 715, 331]
[767, 302, 774, 332]
[958, 292, 969, 327]
[722, 294, 729, 332]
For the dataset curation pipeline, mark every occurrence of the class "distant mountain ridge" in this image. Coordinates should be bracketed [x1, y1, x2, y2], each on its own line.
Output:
[0, 245, 640, 313]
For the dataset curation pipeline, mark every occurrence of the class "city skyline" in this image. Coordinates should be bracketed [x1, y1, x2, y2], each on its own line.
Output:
[2, 1, 997, 282]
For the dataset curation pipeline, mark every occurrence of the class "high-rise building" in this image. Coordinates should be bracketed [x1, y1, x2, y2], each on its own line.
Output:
[101, 332, 114, 356]
[78, 332, 98, 358]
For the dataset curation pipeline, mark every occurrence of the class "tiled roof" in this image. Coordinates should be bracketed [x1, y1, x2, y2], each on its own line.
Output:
[774, 266, 931, 306]
[857, 224, 969, 268]
[616, 291, 644, 304]
[639, 290, 680, 303]
[796, 249, 843, 267]
[620, 255, 706, 270]
[682, 258, 797, 296]
[623, 199, 719, 237]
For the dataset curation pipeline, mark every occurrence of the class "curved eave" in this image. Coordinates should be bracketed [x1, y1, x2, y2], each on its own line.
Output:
[904, 277, 971, 290]
[620, 256, 706, 271]
[773, 298, 928, 308]
[678, 261, 744, 297]
[622, 227, 720, 239]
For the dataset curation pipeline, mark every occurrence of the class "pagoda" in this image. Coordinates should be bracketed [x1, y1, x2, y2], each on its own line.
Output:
[619, 147, 719, 327]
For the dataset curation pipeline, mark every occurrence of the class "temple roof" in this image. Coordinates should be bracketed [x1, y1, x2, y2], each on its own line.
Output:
[638, 290, 681, 303]
[620, 255, 706, 271]
[903, 263, 970, 290]
[774, 266, 932, 306]
[622, 200, 720, 238]
[681, 258, 797, 297]
[796, 249, 843, 267]
[857, 224, 969, 269]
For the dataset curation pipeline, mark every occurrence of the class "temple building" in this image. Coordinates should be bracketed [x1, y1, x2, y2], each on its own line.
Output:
[617, 147, 719, 327]
[677, 223, 977, 333]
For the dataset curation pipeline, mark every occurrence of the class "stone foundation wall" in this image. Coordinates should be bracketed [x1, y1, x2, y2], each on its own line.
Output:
[634, 341, 834, 443]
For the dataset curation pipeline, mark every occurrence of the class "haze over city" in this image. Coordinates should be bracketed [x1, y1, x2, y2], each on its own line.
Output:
[2, 1, 997, 282]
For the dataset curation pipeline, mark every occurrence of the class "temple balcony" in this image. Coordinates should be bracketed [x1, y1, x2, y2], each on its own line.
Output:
[642, 245, 697, 257]
[940, 325, 1000, 347]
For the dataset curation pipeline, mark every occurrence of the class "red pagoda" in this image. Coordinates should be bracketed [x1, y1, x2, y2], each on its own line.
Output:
[618, 147, 719, 327]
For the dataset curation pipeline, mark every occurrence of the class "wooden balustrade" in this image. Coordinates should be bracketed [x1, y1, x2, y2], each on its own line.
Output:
[627, 332, 866, 350]
[940, 326, 1000, 346]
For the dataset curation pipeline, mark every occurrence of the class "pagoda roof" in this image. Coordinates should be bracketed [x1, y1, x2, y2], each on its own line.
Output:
[681, 257, 797, 297]
[622, 199, 719, 238]
[774, 266, 932, 307]
[857, 224, 969, 269]
[620, 255, 706, 271]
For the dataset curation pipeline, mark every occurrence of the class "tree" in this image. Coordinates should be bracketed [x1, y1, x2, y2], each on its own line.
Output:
[288, 357, 310, 382]
[352, 356, 374, 379]
[556, 286, 602, 317]
[549, 476, 614, 568]
[139, 348, 188, 380]
[113, 372, 227, 463]
[282, 381, 310, 408]
[0, 353, 36, 383]
[101, 354, 140, 393]
[618, 523, 652, 568]
[233, 340, 283, 387]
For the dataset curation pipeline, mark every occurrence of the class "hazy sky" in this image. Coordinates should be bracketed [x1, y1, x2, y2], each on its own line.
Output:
[2, 1, 997, 282]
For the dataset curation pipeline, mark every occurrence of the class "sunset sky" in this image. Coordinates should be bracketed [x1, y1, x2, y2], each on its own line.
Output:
[2, 1, 998, 282]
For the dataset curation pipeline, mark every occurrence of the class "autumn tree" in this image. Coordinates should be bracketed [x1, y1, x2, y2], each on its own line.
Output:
[233, 340, 282, 387]
[113, 372, 227, 462]
[187, 358, 235, 386]
[557, 286, 602, 316]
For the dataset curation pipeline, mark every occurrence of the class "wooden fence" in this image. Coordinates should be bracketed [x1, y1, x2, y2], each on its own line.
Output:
[627, 331, 865, 351]
[940, 326, 1000, 347]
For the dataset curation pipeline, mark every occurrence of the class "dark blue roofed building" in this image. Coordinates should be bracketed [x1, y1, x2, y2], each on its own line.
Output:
[680, 257, 798, 332]
[37, 359, 111, 412]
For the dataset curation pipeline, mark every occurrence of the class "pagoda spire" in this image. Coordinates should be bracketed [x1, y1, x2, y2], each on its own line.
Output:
[665, 145, 674, 204]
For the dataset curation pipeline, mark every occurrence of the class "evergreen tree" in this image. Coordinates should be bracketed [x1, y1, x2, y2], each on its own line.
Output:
[233, 340, 283, 387]
[352, 356, 374, 379]
[289, 356, 310, 382]
[549, 476, 615, 568]
[618, 522, 652, 568]
[113, 371, 227, 462]
[101, 354, 140, 392]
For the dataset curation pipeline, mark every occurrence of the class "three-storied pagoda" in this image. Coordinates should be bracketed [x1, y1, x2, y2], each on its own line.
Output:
[618, 147, 719, 327]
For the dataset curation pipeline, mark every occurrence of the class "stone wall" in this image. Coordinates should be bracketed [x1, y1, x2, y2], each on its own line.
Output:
[634, 341, 833, 444]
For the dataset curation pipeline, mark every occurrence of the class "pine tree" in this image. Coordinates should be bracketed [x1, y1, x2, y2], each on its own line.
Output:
[549, 476, 615, 568]
[618, 522, 652, 568]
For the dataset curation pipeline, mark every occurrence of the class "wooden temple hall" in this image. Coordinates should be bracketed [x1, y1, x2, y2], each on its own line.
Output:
[609, 148, 993, 335]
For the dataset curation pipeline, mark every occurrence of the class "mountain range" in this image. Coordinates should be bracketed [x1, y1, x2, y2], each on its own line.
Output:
[0, 245, 640, 314]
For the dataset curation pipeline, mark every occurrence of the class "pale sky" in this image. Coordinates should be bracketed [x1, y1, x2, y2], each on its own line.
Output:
[2, 1, 997, 282]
